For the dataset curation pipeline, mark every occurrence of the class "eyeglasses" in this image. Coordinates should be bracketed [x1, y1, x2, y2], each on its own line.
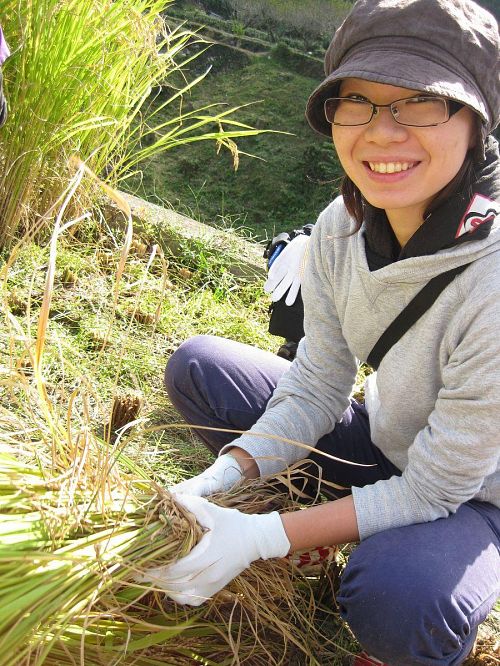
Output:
[324, 95, 462, 127]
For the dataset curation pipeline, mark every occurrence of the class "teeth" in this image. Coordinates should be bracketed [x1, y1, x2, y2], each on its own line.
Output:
[368, 162, 413, 173]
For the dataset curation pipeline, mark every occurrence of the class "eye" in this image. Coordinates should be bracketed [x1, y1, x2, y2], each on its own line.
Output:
[405, 96, 438, 104]
[343, 94, 370, 102]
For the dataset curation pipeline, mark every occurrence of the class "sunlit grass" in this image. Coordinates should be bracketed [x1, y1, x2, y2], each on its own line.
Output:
[1, 162, 497, 666]
[0, 165, 354, 664]
[0, 0, 273, 248]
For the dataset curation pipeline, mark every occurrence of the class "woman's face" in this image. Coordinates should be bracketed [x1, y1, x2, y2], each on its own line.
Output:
[332, 78, 477, 227]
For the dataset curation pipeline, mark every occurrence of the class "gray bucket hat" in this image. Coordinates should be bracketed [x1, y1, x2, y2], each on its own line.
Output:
[306, 0, 500, 142]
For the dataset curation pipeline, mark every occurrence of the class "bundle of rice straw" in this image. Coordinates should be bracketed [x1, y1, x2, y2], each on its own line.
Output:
[0, 438, 336, 665]
[0, 165, 341, 665]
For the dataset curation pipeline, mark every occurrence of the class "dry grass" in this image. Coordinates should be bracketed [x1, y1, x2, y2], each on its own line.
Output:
[0, 165, 351, 666]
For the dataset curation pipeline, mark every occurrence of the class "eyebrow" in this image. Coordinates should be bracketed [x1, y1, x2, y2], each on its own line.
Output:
[339, 84, 423, 98]
[338, 89, 432, 101]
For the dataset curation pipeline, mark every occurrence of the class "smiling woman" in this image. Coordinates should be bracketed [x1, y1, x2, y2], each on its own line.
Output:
[144, 1, 500, 664]
[331, 79, 478, 245]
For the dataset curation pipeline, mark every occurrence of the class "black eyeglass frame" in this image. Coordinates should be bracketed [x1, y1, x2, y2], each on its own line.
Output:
[324, 95, 463, 128]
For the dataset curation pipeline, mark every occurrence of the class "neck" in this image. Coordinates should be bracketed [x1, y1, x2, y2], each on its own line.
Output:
[386, 208, 426, 247]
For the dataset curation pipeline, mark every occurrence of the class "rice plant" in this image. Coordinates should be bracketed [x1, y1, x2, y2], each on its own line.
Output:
[0, 0, 267, 248]
[0, 165, 344, 665]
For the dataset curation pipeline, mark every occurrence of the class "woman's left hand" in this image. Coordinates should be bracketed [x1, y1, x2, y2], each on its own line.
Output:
[138, 494, 291, 606]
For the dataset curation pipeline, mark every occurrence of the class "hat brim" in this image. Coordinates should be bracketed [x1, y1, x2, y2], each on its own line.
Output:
[305, 48, 489, 137]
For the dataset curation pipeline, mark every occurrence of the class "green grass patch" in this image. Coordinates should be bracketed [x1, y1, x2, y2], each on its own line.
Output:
[127, 54, 343, 241]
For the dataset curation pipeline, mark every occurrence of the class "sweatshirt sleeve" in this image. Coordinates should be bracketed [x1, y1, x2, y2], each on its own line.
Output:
[352, 282, 500, 540]
[220, 201, 358, 475]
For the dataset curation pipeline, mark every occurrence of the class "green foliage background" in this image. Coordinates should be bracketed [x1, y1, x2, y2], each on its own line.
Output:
[127, 2, 346, 240]
[129, 0, 499, 241]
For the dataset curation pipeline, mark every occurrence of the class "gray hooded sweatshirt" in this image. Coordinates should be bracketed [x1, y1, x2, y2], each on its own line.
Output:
[224, 195, 500, 540]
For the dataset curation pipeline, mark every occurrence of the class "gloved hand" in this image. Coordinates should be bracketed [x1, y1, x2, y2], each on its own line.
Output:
[139, 494, 291, 606]
[171, 453, 243, 497]
[264, 234, 310, 306]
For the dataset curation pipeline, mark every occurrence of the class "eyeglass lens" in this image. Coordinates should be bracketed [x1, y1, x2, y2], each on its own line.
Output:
[325, 97, 449, 127]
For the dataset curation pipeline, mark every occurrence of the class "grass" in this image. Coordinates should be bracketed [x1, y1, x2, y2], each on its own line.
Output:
[0, 169, 279, 496]
[2, 221, 272, 397]
[126, 48, 344, 241]
[0, 173, 362, 663]
[0, 0, 274, 249]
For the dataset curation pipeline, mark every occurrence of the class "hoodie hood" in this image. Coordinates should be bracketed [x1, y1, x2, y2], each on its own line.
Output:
[359, 136, 500, 283]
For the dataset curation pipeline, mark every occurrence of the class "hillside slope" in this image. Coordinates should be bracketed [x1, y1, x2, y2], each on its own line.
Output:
[128, 0, 499, 241]
[127, 13, 344, 240]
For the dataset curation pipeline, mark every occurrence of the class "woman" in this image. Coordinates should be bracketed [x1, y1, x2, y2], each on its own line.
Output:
[143, 1, 500, 663]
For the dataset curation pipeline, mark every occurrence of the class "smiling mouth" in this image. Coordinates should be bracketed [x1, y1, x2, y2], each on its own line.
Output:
[366, 161, 418, 174]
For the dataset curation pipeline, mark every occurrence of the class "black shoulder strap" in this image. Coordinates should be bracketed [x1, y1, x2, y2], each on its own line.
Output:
[367, 263, 471, 370]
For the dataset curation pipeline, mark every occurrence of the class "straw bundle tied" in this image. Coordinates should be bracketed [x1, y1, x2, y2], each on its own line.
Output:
[0, 445, 336, 665]
[0, 164, 341, 665]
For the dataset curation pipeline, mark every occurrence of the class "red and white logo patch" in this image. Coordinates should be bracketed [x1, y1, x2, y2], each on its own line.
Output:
[455, 193, 499, 239]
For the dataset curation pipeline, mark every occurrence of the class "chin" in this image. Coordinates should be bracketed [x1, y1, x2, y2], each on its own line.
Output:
[362, 194, 413, 210]
[359, 186, 427, 210]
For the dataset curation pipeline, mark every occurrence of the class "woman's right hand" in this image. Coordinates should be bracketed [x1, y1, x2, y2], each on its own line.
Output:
[171, 453, 244, 497]
[138, 493, 290, 606]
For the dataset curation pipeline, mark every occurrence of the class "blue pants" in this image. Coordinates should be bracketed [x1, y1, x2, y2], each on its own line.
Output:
[165, 335, 500, 666]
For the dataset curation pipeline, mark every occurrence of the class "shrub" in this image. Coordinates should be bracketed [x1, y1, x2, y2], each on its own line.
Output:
[271, 42, 323, 78]
[198, 0, 235, 19]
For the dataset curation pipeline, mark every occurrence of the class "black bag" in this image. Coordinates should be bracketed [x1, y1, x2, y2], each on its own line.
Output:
[264, 224, 313, 351]
[268, 293, 304, 343]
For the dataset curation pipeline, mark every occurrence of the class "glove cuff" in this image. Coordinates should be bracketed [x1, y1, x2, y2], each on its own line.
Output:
[250, 511, 291, 560]
[214, 453, 244, 491]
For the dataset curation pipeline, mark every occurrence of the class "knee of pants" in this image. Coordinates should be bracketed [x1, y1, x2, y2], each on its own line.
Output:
[164, 335, 209, 399]
[337, 533, 477, 665]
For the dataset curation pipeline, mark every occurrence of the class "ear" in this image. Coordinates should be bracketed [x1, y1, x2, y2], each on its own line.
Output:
[468, 114, 482, 150]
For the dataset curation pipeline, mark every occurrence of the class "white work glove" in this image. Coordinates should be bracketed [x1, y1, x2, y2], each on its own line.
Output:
[171, 453, 243, 497]
[264, 234, 310, 306]
[140, 494, 291, 606]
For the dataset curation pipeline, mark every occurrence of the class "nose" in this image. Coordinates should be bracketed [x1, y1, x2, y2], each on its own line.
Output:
[364, 107, 409, 144]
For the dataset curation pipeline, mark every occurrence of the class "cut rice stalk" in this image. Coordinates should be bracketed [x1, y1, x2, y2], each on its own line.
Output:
[0, 169, 342, 666]
[0, 447, 340, 666]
